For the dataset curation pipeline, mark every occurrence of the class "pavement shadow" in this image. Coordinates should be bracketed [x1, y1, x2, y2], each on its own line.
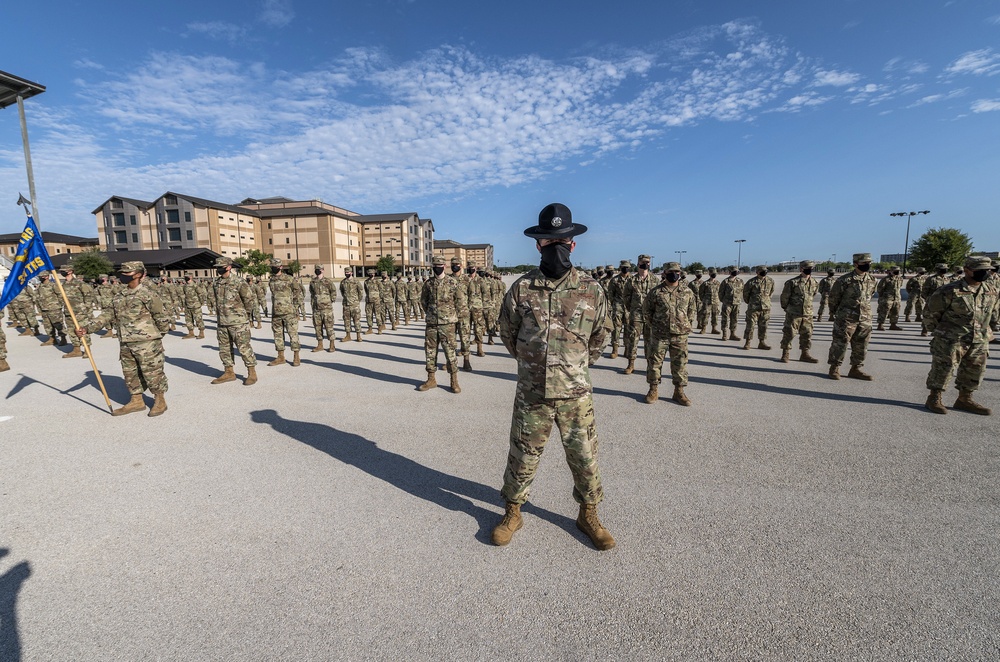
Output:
[5, 373, 122, 413]
[248, 409, 576, 544]
[310, 361, 426, 388]
[333, 348, 423, 367]
[0, 548, 31, 662]
[690, 357, 823, 378]
[165, 356, 219, 378]
[689, 375, 924, 410]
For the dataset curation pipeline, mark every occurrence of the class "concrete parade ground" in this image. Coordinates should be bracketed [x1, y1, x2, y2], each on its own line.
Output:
[1, 274, 997, 660]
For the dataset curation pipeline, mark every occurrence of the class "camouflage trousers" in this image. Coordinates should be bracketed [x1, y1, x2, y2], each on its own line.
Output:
[258, 298, 267, 316]
[780, 314, 814, 350]
[313, 306, 335, 341]
[365, 301, 379, 330]
[10, 302, 37, 331]
[646, 333, 689, 387]
[248, 301, 261, 326]
[877, 298, 900, 325]
[424, 322, 458, 373]
[0, 325, 6, 359]
[67, 325, 91, 349]
[40, 309, 65, 338]
[120, 339, 167, 395]
[381, 300, 396, 327]
[185, 306, 204, 331]
[271, 314, 300, 352]
[720, 303, 740, 336]
[396, 300, 407, 323]
[743, 308, 770, 342]
[926, 337, 989, 392]
[698, 302, 719, 330]
[455, 311, 471, 357]
[470, 308, 487, 344]
[816, 294, 830, 319]
[408, 299, 421, 320]
[624, 316, 651, 361]
[484, 306, 499, 336]
[501, 388, 603, 506]
[610, 304, 626, 349]
[217, 323, 256, 368]
[904, 294, 923, 320]
[342, 304, 362, 334]
[828, 316, 871, 367]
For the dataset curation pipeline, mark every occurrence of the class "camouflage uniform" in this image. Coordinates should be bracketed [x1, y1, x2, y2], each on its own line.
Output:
[395, 276, 409, 323]
[379, 272, 396, 330]
[0, 324, 6, 368]
[623, 256, 654, 370]
[195, 280, 210, 315]
[245, 278, 262, 327]
[60, 270, 95, 352]
[698, 271, 721, 333]
[34, 273, 66, 343]
[213, 261, 258, 369]
[606, 261, 631, 357]
[339, 272, 364, 338]
[920, 265, 952, 335]
[95, 277, 117, 335]
[816, 271, 836, 321]
[904, 269, 927, 322]
[827, 254, 877, 374]
[643, 264, 697, 389]
[990, 261, 1000, 341]
[718, 268, 744, 340]
[297, 278, 308, 320]
[364, 271, 382, 333]
[269, 263, 302, 353]
[202, 279, 217, 316]
[468, 272, 488, 349]
[420, 265, 460, 375]
[499, 267, 608, 506]
[86, 263, 170, 398]
[181, 278, 205, 335]
[742, 267, 775, 348]
[309, 267, 338, 349]
[779, 262, 819, 358]
[924, 257, 997, 410]
[11, 287, 39, 335]
[255, 280, 268, 317]
[688, 273, 703, 322]
[449, 259, 471, 361]
[876, 270, 903, 329]
[406, 277, 421, 321]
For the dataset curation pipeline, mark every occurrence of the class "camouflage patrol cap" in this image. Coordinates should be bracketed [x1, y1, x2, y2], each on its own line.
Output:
[708, 268, 717, 275]
[379, 270, 387, 277]
[314, 264, 324, 271]
[852, 252, 872, 263]
[120, 261, 145, 273]
[637, 254, 651, 263]
[450, 257, 462, 265]
[62, 261, 75, 271]
[799, 260, 815, 269]
[605, 264, 613, 271]
[965, 255, 992, 270]
[366, 268, 375, 274]
[663, 261, 681, 272]
[753, 265, 767, 272]
[432, 255, 446, 266]
[619, 260, 631, 268]
[935, 263, 948, 271]
[916, 266, 926, 273]
[270, 258, 283, 268]
[725, 266, 736, 272]
[953, 266, 963, 273]
[828, 268, 836, 275]
[38, 270, 51, 277]
[694, 270, 703, 276]
[214, 256, 233, 267]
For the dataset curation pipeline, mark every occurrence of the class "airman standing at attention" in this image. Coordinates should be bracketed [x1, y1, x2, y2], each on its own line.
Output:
[904, 267, 927, 323]
[180, 275, 205, 339]
[11, 286, 39, 337]
[816, 269, 837, 321]
[779, 260, 820, 363]
[827, 252, 877, 380]
[643, 261, 697, 406]
[923, 255, 996, 415]
[600, 265, 614, 293]
[483, 269, 499, 345]
[449, 258, 473, 371]
[719, 266, 743, 341]
[268, 258, 302, 367]
[245, 276, 262, 329]
[742, 265, 775, 351]
[594, 267, 606, 290]
[34, 270, 67, 347]
[210, 257, 258, 386]
[395, 273, 409, 325]
[876, 266, 903, 330]
[688, 270, 704, 327]
[950, 265, 964, 282]
[606, 260, 631, 359]
[364, 269, 381, 334]
[698, 268, 721, 334]
[95, 274, 117, 338]
[339, 268, 364, 342]
[254, 278, 267, 322]
[920, 263, 952, 336]
[309, 264, 337, 352]
[468, 265, 488, 357]
[195, 278, 209, 318]
[296, 276, 308, 321]
[990, 260, 1000, 345]
[406, 273, 421, 321]
[418, 255, 461, 394]
[622, 254, 654, 375]
[379, 271, 396, 331]
[59, 262, 96, 359]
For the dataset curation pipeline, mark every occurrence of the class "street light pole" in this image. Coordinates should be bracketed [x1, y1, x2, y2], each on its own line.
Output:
[890, 210, 929, 274]
[675, 250, 686, 267]
[734, 239, 746, 270]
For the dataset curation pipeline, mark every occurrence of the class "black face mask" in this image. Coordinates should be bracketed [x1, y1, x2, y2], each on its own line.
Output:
[758, 271, 767, 277]
[665, 272, 681, 283]
[467, 268, 475, 275]
[433, 266, 445, 276]
[638, 263, 650, 271]
[217, 267, 228, 276]
[539, 242, 573, 279]
[802, 268, 813, 275]
[119, 273, 137, 284]
[344, 273, 351, 279]
[892, 270, 900, 276]
[451, 265, 461, 273]
[271, 267, 280, 275]
[730, 271, 739, 277]
[937, 269, 948, 274]
[620, 267, 629, 275]
[315, 270, 322, 276]
[477, 270, 486, 277]
[972, 269, 989, 282]
[857, 263, 871, 272]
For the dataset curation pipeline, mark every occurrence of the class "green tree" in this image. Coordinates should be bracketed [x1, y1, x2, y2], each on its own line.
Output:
[241, 249, 273, 277]
[684, 261, 705, 273]
[375, 255, 395, 274]
[909, 227, 973, 270]
[287, 259, 302, 276]
[70, 248, 114, 280]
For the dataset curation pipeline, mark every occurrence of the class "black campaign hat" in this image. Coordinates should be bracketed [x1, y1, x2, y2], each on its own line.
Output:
[524, 203, 588, 239]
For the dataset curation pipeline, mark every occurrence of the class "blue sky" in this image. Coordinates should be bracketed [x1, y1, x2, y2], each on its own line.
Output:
[1, 0, 998, 268]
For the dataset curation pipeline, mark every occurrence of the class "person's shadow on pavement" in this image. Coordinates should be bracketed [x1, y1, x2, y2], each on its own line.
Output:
[0, 548, 31, 662]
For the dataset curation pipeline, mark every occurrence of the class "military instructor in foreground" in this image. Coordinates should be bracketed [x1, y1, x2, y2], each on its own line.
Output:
[493, 203, 614, 551]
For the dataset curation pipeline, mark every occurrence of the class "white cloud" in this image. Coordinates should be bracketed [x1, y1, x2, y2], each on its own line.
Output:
[971, 99, 1000, 112]
[185, 21, 249, 44]
[73, 58, 105, 71]
[908, 88, 967, 107]
[945, 48, 1000, 76]
[813, 69, 861, 86]
[259, 0, 294, 28]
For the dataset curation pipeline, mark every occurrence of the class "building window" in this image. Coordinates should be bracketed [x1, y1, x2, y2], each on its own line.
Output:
[285, 238, 290, 244]
[157, 213, 162, 223]
[186, 230, 193, 240]
[132, 232, 138, 242]
[268, 239, 273, 245]
[158, 231, 163, 241]
[114, 230, 127, 244]
[185, 211, 191, 222]
[267, 222, 272, 229]
[113, 213, 125, 226]
[168, 228, 181, 242]
[166, 210, 180, 223]
[284, 222, 288, 229]
[164, 194, 177, 205]
[130, 215, 136, 225]
[111, 199, 123, 209]
[286, 253, 291, 259]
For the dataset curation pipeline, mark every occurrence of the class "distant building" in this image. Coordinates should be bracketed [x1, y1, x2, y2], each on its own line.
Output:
[879, 253, 907, 264]
[0, 230, 99, 258]
[433, 240, 494, 270]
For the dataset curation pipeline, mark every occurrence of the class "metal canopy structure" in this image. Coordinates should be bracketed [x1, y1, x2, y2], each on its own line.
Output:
[50, 248, 223, 275]
[0, 70, 46, 110]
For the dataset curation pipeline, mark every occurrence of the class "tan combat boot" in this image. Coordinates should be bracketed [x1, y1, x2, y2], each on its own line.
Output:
[780, 348, 790, 363]
[924, 389, 946, 414]
[905, 315, 911, 322]
[112, 394, 146, 417]
[487, 334, 494, 345]
[741, 338, 751, 350]
[365, 328, 373, 335]
[491, 503, 523, 546]
[920, 329, 928, 337]
[63, 347, 83, 359]
[40, 337, 55, 346]
[342, 333, 351, 342]
[197, 329, 205, 339]
[758, 341, 771, 350]
[711, 326, 720, 334]
[311, 342, 325, 353]
[610, 346, 618, 359]
[954, 391, 991, 416]
[622, 360, 634, 375]
[147, 393, 167, 417]
[799, 350, 819, 363]
[182, 329, 195, 339]
[476, 341, 484, 357]
[211, 367, 237, 384]
[291, 351, 301, 367]
[18, 328, 32, 336]
[355, 330, 363, 342]
[450, 372, 461, 394]
[576, 504, 616, 550]
[877, 322, 885, 331]
[847, 365, 873, 381]
[327, 339, 335, 353]
[417, 370, 437, 392]
[890, 323, 903, 331]
[699, 327, 707, 334]
[0, 358, 9, 372]
[828, 364, 840, 380]
[243, 366, 258, 386]
[672, 386, 691, 406]
[462, 355, 472, 372]
[644, 383, 658, 404]
[268, 351, 286, 366]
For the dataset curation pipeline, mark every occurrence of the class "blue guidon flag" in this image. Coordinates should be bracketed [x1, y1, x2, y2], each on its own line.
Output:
[0, 196, 55, 311]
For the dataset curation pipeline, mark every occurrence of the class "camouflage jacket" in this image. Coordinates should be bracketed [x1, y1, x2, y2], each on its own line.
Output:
[924, 278, 997, 343]
[699, 279, 721, 305]
[406, 280, 421, 301]
[62, 279, 95, 314]
[420, 274, 460, 324]
[195, 282, 209, 305]
[742, 275, 775, 311]
[310, 276, 337, 310]
[394, 279, 408, 302]
[378, 278, 395, 303]
[449, 273, 470, 312]
[905, 275, 926, 296]
[467, 275, 486, 309]
[818, 275, 836, 296]
[644, 282, 697, 336]
[500, 268, 608, 399]
[214, 275, 255, 326]
[829, 271, 876, 322]
[35, 279, 65, 312]
[88, 283, 169, 343]
[269, 272, 301, 317]
[339, 277, 364, 307]
[607, 273, 631, 308]
[181, 282, 202, 308]
[780, 275, 819, 317]
[719, 275, 744, 305]
[876, 274, 902, 301]
[921, 273, 950, 300]
[14, 287, 36, 312]
[687, 279, 702, 302]
[492, 278, 505, 305]
[364, 278, 381, 304]
[625, 275, 655, 321]
[96, 282, 117, 308]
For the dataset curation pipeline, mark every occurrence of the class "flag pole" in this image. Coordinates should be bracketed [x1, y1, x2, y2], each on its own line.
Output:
[51, 271, 113, 413]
